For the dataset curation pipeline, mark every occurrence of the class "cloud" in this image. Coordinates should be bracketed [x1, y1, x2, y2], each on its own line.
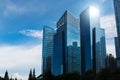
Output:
[100, 14, 117, 56]
[3, 1, 26, 16]
[0, 44, 42, 77]
[0, 0, 47, 17]
[100, 14, 117, 39]
[12, 73, 28, 80]
[19, 29, 43, 39]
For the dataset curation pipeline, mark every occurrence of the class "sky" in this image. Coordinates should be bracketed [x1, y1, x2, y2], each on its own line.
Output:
[0, 0, 117, 79]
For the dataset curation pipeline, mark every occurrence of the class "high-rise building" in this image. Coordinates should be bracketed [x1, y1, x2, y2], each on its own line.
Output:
[93, 27, 106, 73]
[67, 42, 80, 73]
[115, 37, 120, 56]
[113, 0, 120, 44]
[80, 6, 100, 74]
[52, 31, 65, 75]
[105, 54, 117, 69]
[114, 37, 120, 67]
[113, 0, 120, 68]
[52, 11, 81, 75]
[42, 26, 55, 74]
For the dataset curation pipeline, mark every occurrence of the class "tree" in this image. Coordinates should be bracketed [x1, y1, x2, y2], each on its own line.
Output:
[4, 70, 9, 80]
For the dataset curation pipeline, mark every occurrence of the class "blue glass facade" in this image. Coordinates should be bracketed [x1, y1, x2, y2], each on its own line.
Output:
[114, 0, 120, 44]
[114, 37, 120, 67]
[80, 7, 100, 74]
[115, 37, 120, 59]
[52, 31, 65, 75]
[42, 26, 55, 74]
[93, 27, 106, 73]
[52, 11, 81, 75]
[114, 0, 120, 68]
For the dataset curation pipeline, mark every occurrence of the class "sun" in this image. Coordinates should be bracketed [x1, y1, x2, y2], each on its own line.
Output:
[90, 6, 99, 17]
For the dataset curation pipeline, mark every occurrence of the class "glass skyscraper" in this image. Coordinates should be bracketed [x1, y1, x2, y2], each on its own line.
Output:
[93, 27, 106, 73]
[113, 0, 120, 44]
[113, 0, 120, 68]
[114, 37, 120, 67]
[80, 6, 100, 74]
[115, 37, 120, 58]
[52, 11, 81, 75]
[42, 26, 55, 74]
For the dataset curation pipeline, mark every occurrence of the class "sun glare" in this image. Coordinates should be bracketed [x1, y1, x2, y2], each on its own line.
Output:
[90, 6, 99, 16]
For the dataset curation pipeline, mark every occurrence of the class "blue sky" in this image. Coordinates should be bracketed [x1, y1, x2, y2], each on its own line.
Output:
[0, 0, 117, 79]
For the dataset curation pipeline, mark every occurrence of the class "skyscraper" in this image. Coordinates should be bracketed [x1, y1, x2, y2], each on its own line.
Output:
[80, 6, 100, 74]
[115, 37, 120, 57]
[113, 0, 120, 44]
[114, 37, 120, 67]
[52, 11, 81, 75]
[93, 27, 106, 73]
[67, 42, 80, 73]
[113, 0, 120, 68]
[105, 54, 117, 69]
[42, 26, 55, 74]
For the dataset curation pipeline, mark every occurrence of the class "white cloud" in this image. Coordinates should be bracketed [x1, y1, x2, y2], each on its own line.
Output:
[3, 1, 26, 16]
[0, 44, 42, 77]
[0, 0, 47, 17]
[19, 30, 43, 39]
[100, 14, 117, 56]
[100, 14, 117, 39]
[12, 73, 28, 80]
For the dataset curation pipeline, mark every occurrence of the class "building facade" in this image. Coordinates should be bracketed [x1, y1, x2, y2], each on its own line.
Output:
[80, 6, 100, 74]
[105, 54, 117, 69]
[93, 27, 106, 73]
[113, 0, 120, 44]
[114, 37, 120, 67]
[113, 0, 120, 68]
[52, 11, 81, 75]
[42, 26, 55, 74]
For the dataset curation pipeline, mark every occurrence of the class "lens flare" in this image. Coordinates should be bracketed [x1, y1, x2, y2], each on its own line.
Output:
[90, 6, 99, 16]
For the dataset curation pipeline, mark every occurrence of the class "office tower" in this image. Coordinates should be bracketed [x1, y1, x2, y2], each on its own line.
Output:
[113, 0, 120, 44]
[67, 42, 80, 73]
[42, 26, 55, 74]
[52, 31, 65, 75]
[113, 0, 120, 68]
[93, 27, 106, 73]
[114, 37, 120, 67]
[80, 6, 100, 74]
[52, 11, 81, 75]
[105, 54, 117, 69]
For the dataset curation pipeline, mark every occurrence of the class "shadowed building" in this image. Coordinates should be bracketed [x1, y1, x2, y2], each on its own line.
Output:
[93, 27, 106, 73]
[114, 37, 120, 67]
[113, 0, 120, 44]
[105, 54, 117, 69]
[42, 26, 55, 74]
[113, 0, 120, 68]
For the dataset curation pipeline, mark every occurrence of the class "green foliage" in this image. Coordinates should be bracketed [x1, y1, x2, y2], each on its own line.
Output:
[39, 68, 120, 80]
[55, 72, 81, 80]
[95, 68, 120, 80]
